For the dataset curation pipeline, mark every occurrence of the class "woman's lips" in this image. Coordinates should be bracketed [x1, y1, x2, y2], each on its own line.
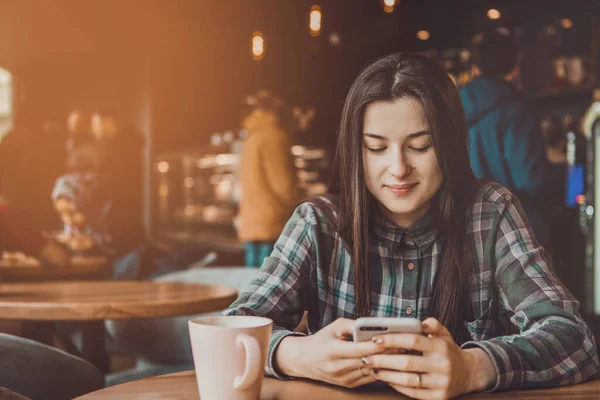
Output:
[385, 183, 418, 196]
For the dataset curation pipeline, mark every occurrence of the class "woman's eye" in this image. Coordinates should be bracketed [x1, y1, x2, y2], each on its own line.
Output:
[366, 147, 386, 154]
[409, 145, 431, 153]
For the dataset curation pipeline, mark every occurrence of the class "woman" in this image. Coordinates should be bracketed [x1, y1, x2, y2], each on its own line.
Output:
[237, 91, 300, 267]
[225, 53, 599, 398]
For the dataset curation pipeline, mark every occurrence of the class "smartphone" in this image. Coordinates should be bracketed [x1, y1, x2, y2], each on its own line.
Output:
[353, 317, 422, 342]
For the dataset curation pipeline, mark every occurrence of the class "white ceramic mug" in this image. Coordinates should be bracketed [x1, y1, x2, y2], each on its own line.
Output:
[188, 316, 272, 400]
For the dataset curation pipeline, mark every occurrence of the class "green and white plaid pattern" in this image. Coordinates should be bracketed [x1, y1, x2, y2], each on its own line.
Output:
[225, 182, 599, 390]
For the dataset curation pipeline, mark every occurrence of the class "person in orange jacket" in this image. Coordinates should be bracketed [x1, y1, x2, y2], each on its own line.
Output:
[237, 91, 300, 267]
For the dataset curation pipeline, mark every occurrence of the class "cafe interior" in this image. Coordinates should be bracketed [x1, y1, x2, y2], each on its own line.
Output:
[1, 0, 600, 399]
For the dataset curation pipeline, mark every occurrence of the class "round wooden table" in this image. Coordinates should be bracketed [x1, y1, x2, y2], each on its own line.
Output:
[0, 256, 109, 282]
[0, 281, 238, 374]
[75, 371, 600, 399]
[0, 281, 238, 320]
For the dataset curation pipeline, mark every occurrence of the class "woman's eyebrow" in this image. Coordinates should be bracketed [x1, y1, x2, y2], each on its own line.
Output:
[363, 131, 430, 140]
[363, 133, 386, 140]
[406, 130, 430, 139]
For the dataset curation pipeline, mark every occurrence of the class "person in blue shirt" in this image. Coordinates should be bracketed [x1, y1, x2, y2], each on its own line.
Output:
[459, 27, 557, 245]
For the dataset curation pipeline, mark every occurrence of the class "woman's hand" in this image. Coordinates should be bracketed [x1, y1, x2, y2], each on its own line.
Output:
[363, 317, 496, 399]
[276, 318, 384, 388]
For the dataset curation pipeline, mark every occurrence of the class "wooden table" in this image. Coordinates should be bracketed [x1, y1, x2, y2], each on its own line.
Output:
[0, 256, 109, 282]
[0, 281, 237, 320]
[75, 371, 600, 399]
[0, 281, 238, 373]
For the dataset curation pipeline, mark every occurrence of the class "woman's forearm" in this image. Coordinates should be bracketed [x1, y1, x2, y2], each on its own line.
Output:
[464, 348, 496, 392]
[275, 336, 309, 378]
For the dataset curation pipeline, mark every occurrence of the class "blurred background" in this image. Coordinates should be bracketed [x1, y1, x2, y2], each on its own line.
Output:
[0, 0, 599, 282]
[0, 0, 598, 286]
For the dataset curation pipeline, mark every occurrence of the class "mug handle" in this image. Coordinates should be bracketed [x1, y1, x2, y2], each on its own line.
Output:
[233, 334, 262, 390]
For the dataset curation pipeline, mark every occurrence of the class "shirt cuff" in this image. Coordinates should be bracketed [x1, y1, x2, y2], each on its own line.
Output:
[266, 329, 307, 379]
[461, 339, 524, 392]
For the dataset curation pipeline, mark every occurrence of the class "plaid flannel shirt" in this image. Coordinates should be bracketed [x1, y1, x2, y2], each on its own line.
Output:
[224, 182, 599, 391]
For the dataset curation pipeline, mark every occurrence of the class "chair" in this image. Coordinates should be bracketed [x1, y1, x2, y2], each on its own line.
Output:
[0, 333, 104, 400]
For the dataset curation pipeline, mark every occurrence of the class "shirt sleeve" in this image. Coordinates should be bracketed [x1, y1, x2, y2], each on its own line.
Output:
[223, 202, 318, 378]
[462, 194, 600, 391]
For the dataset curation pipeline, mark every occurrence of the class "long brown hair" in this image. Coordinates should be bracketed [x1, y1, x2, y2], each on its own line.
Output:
[329, 53, 479, 343]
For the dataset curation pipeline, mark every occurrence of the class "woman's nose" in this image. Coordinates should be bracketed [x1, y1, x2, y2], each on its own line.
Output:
[388, 151, 412, 178]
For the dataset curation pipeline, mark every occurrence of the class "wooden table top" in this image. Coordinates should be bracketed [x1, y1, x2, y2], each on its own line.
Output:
[75, 371, 600, 399]
[0, 256, 109, 282]
[0, 281, 238, 321]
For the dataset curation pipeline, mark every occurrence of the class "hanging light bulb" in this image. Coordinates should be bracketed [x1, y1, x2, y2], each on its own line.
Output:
[417, 30, 431, 41]
[157, 161, 169, 173]
[251, 31, 265, 61]
[561, 18, 574, 29]
[487, 9, 501, 20]
[382, 0, 397, 13]
[309, 5, 322, 37]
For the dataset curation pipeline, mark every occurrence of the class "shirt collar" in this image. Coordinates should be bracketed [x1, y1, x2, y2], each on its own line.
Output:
[370, 205, 438, 248]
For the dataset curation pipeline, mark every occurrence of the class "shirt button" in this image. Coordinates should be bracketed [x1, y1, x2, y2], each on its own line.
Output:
[405, 234, 412, 241]
[406, 306, 413, 315]
[407, 262, 415, 270]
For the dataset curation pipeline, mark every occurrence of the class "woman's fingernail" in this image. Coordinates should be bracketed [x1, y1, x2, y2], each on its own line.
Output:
[362, 356, 372, 365]
[372, 337, 383, 344]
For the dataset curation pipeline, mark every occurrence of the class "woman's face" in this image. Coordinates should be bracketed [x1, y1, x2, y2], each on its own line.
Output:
[362, 97, 443, 229]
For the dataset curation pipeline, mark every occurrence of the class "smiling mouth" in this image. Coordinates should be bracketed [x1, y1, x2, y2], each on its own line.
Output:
[385, 183, 418, 195]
